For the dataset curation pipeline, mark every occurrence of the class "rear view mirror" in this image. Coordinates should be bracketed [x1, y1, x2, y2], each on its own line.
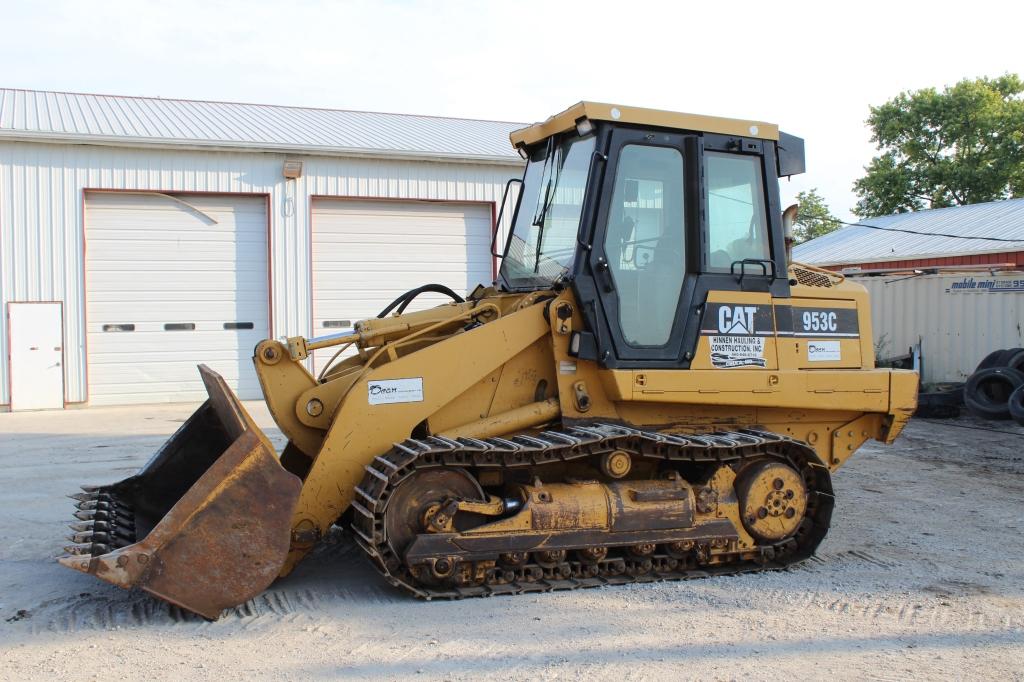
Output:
[777, 132, 805, 177]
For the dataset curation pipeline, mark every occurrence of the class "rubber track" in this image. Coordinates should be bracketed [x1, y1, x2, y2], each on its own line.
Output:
[351, 423, 834, 599]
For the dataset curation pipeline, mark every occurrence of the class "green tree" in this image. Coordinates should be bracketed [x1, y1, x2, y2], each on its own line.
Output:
[793, 188, 841, 243]
[853, 74, 1024, 217]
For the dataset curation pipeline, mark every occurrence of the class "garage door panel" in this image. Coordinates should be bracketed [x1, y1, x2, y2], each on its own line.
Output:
[87, 245, 267, 263]
[88, 357, 255, 382]
[311, 199, 492, 373]
[87, 308, 267, 323]
[313, 248, 480, 264]
[86, 277, 268, 296]
[86, 193, 268, 405]
[89, 331, 264, 351]
[87, 288, 269, 301]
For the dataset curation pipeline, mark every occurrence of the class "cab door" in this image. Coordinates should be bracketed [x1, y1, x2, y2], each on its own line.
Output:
[571, 128, 790, 370]
[577, 127, 699, 367]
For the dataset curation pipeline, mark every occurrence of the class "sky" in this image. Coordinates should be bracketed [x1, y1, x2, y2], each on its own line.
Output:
[3, 0, 1023, 220]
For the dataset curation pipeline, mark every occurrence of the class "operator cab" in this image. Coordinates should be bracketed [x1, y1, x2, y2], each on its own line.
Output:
[494, 102, 805, 369]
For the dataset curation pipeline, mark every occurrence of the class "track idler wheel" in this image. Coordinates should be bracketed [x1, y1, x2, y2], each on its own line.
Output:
[384, 468, 485, 561]
[735, 460, 808, 542]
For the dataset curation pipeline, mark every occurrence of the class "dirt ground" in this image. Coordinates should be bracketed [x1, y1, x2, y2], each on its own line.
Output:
[1, 403, 1022, 681]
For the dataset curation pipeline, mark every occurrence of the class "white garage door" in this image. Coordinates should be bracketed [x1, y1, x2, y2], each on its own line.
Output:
[85, 192, 268, 405]
[311, 199, 492, 372]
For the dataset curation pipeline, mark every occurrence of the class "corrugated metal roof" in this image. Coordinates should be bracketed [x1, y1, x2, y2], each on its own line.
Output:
[793, 198, 1024, 266]
[0, 88, 524, 164]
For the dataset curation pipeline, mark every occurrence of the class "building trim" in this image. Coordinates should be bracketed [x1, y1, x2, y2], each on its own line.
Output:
[0, 131, 525, 166]
[824, 250, 1024, 272]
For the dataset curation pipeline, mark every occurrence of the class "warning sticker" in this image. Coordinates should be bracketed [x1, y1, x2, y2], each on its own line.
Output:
[368, 378, 424, 405]
[709, 336, 766, 369]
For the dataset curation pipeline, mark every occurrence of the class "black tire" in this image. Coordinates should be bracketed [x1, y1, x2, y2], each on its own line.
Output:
[964, 367, 1024, 420]
[975, 349, 1008, 372]
[1009, 385, 1024, 426]
[1001, 347, 1024, 373]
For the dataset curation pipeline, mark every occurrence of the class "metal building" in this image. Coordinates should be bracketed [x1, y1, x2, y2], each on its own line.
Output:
[0, 89, 524, 408]
[793, 198, 1024, 271]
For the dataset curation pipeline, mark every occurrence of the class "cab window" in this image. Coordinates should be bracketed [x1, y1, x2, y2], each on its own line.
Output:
[602, 144, 685, 346]
[705, 152, 770, 270]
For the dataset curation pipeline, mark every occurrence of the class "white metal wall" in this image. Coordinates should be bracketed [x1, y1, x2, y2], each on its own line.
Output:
[857, 272, 1024, 383]
[0, 140, 521, 405]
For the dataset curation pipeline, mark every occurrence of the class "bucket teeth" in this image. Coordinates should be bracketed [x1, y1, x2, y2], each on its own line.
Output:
[80, 485, 103, 493]
[64, 543, 93, 555]
[76, 499, 133, 513]
[72, 510, 133, 525]
[69, 492, 99, 502]
[74, 510, 107, 522]
[68, 531, 110, 544]
[70, 520, 116, 533]
[64, 543, 110, 557]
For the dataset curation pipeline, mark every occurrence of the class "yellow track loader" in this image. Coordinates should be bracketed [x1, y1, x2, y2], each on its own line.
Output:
[60, 102, 918, 619]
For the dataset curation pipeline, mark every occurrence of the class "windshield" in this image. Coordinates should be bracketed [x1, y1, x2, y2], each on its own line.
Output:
[499, 134, 595, 289]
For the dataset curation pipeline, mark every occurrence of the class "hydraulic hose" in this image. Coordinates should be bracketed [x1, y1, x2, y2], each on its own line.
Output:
[377, 284, 465, 318]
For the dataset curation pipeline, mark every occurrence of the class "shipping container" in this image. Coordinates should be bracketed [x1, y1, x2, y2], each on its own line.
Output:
[855, 271, 1024, 384]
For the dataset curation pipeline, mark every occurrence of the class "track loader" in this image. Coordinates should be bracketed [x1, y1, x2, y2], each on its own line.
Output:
[59, 102, 918, 619]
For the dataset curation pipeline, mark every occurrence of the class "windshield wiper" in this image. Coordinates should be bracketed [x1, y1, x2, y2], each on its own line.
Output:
[532, 136, 562, 273]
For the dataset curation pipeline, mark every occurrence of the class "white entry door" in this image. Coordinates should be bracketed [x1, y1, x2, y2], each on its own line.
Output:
[9, 302, 64, 410]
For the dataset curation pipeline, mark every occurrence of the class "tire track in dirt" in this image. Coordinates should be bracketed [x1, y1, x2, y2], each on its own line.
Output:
[12, 544, 927, 632]
[20, 578, 407, 633]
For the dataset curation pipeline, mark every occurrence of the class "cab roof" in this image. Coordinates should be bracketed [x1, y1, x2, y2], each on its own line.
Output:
[509, 101, 780, 149]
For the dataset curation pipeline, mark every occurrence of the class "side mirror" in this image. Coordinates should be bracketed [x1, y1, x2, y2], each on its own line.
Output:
[777, 132, 806, 177]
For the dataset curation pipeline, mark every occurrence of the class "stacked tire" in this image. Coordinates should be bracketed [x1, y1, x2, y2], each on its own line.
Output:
[964, 348, 1024, 424]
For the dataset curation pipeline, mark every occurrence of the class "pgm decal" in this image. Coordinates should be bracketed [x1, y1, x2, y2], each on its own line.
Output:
[709, 335, 766, 368]
[368, 378, 424, 405]
[807, 340, 841, 362]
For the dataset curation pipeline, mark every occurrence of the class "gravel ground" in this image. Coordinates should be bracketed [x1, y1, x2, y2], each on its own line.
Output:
[1, 403, 1022, 681]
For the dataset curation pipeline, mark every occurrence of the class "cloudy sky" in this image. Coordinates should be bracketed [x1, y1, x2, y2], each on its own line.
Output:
[3, 0, 1022, 219]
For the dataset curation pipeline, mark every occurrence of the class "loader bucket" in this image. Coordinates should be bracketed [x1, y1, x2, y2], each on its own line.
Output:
[58, 364, 302, 619]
